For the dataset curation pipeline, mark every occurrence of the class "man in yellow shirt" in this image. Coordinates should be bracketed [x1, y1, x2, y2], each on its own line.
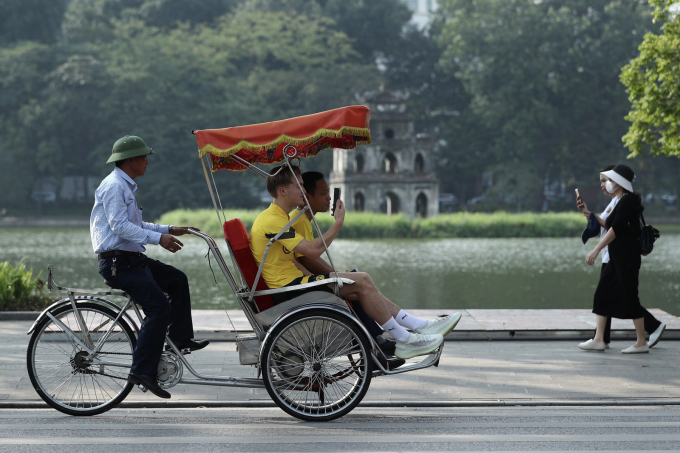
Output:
[291, 171, 407, 367]
[250, 165, 461, 360]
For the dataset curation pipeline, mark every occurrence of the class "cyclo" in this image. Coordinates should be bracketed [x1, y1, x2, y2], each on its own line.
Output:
[26, 106, 445, 421]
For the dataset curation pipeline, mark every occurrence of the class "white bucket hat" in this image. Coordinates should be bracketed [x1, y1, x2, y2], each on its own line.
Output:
[600, 164, 635, 193]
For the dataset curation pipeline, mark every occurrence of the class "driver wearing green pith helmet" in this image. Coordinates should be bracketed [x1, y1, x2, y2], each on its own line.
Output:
[90, 135, 206, 399]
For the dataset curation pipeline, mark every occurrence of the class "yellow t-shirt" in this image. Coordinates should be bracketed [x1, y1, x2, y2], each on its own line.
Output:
[290, 208, 314, 258]
[249, 204, 305, 288]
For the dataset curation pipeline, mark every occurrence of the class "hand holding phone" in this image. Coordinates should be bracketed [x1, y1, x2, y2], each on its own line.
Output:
[332, 188, 341, 216]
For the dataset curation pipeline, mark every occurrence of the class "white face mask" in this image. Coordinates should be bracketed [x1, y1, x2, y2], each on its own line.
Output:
[605, 180, 618, 194]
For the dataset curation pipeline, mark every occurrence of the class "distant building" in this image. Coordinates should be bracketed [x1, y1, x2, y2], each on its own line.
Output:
[401, 0, 437, 30]
[330, 89, 439, 218]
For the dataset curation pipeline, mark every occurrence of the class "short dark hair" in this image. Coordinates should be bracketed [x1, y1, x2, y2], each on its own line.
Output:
[266, 165, 301, 197]
[115, 159, 126, 168]
[600, 164, 615, 172]
[302, 171, 325, 195]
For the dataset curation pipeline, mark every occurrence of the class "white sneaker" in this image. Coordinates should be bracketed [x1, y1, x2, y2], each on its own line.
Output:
[622, 343, 649, 354]
[395, 333, 443, 359]
[415, 312, 462, 336]
[578, 339, 605, 351]
[649, 323, 666, 348]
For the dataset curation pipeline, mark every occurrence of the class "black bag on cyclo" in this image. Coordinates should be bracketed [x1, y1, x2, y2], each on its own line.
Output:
[639, 213, 660, 256]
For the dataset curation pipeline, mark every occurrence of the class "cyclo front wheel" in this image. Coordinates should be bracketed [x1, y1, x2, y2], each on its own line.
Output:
[262, 309, 372, 422]
[26, 300, 136, 416]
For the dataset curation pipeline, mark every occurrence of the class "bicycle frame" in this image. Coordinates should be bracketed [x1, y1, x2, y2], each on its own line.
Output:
[37, 224, 442, 390]
[41, 266, 267, 389]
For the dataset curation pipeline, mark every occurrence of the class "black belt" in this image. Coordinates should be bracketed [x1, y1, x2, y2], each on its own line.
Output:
[98, 250, 144, 260]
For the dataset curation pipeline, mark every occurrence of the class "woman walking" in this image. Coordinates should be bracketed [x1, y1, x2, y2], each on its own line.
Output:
[577, 164, 650, 354]
[577, 166, 665, 350]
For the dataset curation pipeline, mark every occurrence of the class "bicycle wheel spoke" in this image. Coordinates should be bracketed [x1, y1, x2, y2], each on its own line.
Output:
[29, 304, 135, 414]
[265, 314, 370, 419]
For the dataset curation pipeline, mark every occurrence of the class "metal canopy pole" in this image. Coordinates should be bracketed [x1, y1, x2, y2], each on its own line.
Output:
[200, 153, 225, 227]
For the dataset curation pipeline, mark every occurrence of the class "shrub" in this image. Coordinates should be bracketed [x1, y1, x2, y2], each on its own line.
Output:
[158, 209, 586, 239]
[0, 262, 53, 311]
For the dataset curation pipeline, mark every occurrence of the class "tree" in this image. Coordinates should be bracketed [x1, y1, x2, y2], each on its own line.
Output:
[237, 0, 413, 61]
[0, 0, 68, 44]
[621, 0, 680, 158]
[0, 42, 60, 210]
[434, 0, 657, 209]
[84, 11, 379, 216]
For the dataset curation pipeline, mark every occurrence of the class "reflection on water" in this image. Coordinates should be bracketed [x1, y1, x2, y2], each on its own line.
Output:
[1, 228, 679, 315]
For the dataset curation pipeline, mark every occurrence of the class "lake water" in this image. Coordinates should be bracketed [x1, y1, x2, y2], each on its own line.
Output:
[1, 228, 679, 315]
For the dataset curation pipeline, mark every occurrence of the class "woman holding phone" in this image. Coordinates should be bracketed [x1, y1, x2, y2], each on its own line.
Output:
[576, 164, 652, 353]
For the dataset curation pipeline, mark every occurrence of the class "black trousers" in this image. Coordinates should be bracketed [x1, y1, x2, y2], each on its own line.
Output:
[99, 255, 194, 376]
[595, 263, 661, 343]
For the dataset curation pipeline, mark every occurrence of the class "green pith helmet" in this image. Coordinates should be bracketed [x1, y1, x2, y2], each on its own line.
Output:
[106, 135, 155, 164]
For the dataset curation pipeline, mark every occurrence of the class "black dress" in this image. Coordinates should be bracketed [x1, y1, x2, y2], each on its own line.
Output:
[592, 193, 644, 319]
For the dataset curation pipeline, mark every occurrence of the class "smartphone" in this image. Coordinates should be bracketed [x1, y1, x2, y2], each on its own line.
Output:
[332, 188, 341, 215]
[575, 188, 581, 201]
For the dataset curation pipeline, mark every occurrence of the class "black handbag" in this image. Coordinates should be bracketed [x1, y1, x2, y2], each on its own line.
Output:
[639, 212, 660, 256]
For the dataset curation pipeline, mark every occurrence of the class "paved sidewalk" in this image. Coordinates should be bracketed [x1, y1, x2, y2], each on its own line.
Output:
[4, 311, 680, 407]
[186, 308, 680, 340]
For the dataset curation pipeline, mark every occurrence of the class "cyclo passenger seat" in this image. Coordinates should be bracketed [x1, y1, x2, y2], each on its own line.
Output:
[222, 219, 274, 311]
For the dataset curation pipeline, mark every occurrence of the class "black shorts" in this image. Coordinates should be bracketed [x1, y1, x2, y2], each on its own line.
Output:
[271, 273, 333, 305]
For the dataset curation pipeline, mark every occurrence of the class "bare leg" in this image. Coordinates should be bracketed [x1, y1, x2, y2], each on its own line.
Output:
[633, 317, 646, 347]
[378, 291, 402, 317]
[593, 315, 607, 343]
[332, 272, 398, 324]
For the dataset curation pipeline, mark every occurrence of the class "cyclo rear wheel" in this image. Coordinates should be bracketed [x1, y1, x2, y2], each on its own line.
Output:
[262, 309, 372, 421]
[26, 301, 136, 416]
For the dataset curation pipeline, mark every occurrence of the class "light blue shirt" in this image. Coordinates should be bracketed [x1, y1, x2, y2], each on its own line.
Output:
[90, 168, 169, 254]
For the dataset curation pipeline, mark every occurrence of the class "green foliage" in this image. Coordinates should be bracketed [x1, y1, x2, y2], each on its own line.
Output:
[2, 0, 679, 218]
[0, 4, 384, 218]
[159, 209, 586, 239]
[0, 0, 68, 44]
[416, 212, 585, 238]
[237, 0, 412, 61]
[0, 262, 52, 311]
[433, 0, 660, 208]
[621, 0, 680, 158]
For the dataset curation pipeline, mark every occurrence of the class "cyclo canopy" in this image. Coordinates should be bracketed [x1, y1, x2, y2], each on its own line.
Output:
[193, 105, 372, 172]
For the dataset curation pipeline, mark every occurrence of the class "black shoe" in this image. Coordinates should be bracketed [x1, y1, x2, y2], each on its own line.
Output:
[168, 339, 210, 352]
[375, 335, 396, 356]
[127, 373, 171, 399]
[376, 353, 405, 371]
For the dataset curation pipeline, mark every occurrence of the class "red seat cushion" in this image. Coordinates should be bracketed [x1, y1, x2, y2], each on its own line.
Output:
[222, 219, 274, 311]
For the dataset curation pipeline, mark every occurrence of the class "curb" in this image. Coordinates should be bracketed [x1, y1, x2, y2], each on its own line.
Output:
[3, 312, 680, 342]
[0, 312, 39, 321]
[4, 399, 680, 410]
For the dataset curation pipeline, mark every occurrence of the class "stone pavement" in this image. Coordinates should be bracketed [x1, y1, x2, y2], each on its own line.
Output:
[3, 309, 680, 407]
[186, 308, 680, 341]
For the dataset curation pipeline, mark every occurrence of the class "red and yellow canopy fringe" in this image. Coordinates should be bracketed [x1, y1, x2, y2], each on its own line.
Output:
[193, 105, 371, 172]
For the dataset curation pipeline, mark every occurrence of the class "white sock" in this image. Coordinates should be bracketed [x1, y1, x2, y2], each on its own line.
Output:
[396, 310, 427, 330]
[381, 317, 410, 342]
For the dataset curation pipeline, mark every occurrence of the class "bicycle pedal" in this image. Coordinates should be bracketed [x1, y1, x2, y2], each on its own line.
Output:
[138, 384, 148, 392]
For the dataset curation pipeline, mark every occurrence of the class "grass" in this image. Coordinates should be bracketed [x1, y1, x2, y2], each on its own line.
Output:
[158, 209, 590, 239]
[0, 262, 54, 311]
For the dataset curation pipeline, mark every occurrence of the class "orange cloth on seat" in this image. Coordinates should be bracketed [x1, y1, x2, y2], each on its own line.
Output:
[222, 219, 274, 311]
